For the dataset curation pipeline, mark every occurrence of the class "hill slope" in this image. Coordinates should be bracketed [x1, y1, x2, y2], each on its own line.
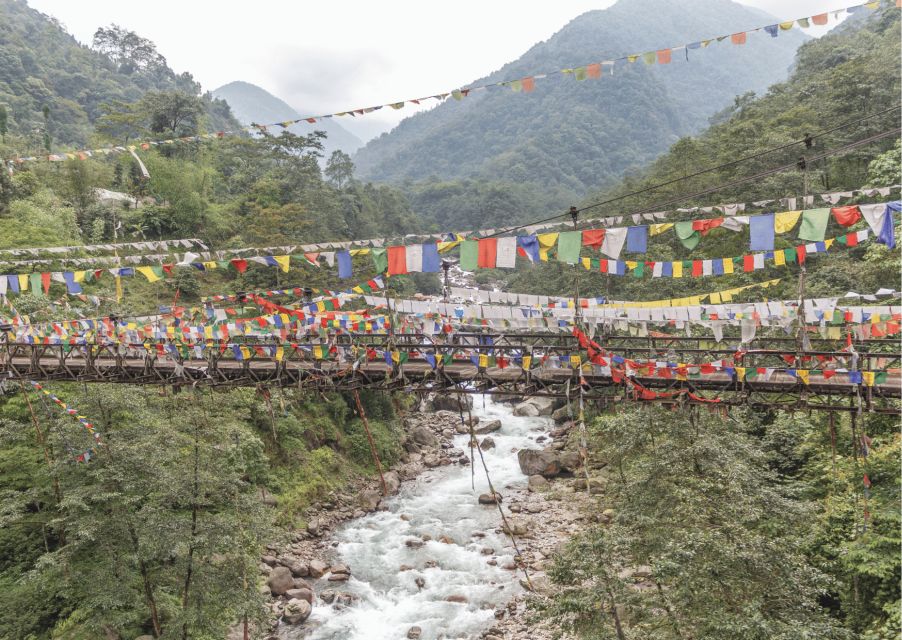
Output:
[353, 0, 806, 200]
[213, 81, 363, 156]
[0, 0, 239, 150]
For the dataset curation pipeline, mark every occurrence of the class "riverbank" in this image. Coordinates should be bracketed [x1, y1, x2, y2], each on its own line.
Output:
[254, 394, 601, 640]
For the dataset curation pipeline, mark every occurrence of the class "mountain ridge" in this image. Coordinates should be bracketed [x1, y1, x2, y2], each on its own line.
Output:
[352, 0, 808, 204]
[212, 80, 363, 156]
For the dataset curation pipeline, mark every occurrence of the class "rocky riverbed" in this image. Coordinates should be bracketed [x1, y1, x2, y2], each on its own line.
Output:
[250, 393, 604, 640]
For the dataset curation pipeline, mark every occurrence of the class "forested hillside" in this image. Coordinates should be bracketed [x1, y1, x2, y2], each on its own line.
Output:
[0, 0, 239, 152]
[353, 0, 806, 218]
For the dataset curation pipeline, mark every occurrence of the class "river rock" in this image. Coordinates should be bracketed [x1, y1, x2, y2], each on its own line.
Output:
[261, 555, 278, 566]
[521, 448, 582, 477]
[455, 422, 470, 434]
[383, 471, 401, 494]
[474, 419, 502, 434]
[286, 587, 314, 604]
[478, 492, 502, 505]
[423, 454, 441, 468]
[446, 594, 469, 603]
[328, 572, 350, 582]
[512, 402, 540, 417]
[266, 566, 294, 596]
[330, 563, 350, 576]
[308, 559, 328, 578]
[319, 589, 337, 604]
[409, 426, 438, 447]
[432, 394, 471, 411]
[479, 437, 496, 450]
[528, 397, 555, 415]
[551, 405, 571, 423]
[358, 489, 382, 511]
[502, 519, 529, 536]
[283, 598, 312, 624]
[528, 474, 549, 491]
[405, 538, 425, 549]
[279, 557, 309, 577]
[407, 626, 423, 639]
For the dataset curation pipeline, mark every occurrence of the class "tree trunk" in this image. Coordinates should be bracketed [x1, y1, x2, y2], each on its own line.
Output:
[181, 421, 201, 640]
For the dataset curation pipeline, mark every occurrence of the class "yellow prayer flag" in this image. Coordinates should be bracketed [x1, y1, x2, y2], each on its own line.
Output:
[581, 257, 592, 270]
[774, 251, 786, 266]
[18, 274, 28, 291]
[797, 369, 810, 385]
[537, 233, 559, 261]
[136, 266, 161, 283]
[74, 270, 86, 283]
[478, 353, 489, 368]
[672, 261, 683, 278]
[313, 345, 323, 359]
[569, 354, 581, 369]
[824, 238, 834, 249]
[203, 261, 218, 270]
[774, 210, 802, 233]
[350, 248, 370, 256]
[522, 355, 532, 370]
[650, 223, 674, 236]
[275, 346, 284, 362]
[779, 20, 794, 30]
[204, 326, 213, 340]
[273, 255, 290, 273]
[863, 371, 876, 386]
[735, 366, 746, 381]
[710, 292, 722, 304]
[437, 240, 460, 253]
[723, 259, 734, 275]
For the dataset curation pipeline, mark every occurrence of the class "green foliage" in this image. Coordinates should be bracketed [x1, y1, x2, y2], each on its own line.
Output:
[542, 407, 846, 639]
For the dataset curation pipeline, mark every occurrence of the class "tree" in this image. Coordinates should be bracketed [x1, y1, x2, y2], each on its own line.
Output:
[91, 25, 171, 78]
[541, 406, 845, 640]
[325, 150, 355, 189]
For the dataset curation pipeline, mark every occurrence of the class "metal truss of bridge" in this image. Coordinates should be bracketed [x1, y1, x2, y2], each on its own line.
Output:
[1, 333, 899, 414]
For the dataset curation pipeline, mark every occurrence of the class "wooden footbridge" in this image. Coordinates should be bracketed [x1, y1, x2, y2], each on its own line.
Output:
[1, 332, 898, 413]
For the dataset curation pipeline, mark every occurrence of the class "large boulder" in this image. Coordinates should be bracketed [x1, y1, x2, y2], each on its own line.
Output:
[528, 474, 549, 492]
[286, 587, 314, 604]
[513, 402, 540, 417]
[283, 598, 312, 624]
[479, 437, 496, 451]
[359, 489, 382, 511]
[266, 566, 295, 596]
[279, 557, 309, 577]
[409, 426, 438, 448]
[525, 397, 555, 415]
[551, 405, 571, 423]
[474, 419, 502, 434]
[383, 471, 401, 494]
[432, 394, 471, 411]
[517, 448, 582, 477]
[308, 558, 328, 578]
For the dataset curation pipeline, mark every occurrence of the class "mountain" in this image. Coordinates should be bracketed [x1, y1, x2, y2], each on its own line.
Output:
[213, 80, 363, 156]
[0, 0, 240, 149]
[353, 0, 807, 203]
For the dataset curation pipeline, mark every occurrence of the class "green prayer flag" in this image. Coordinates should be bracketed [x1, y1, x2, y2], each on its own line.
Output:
[784, 247, 796, 264]
[574, 66, 587, 81]
[675, 221, 700, 250]
[459, 240, 478, 271]
[29, 273, 42, 294]
[875, 371, 888, 384]
[798, 208, 830, 242]
[509, 79, 522, 92]
[642, 51, 656, 64]
[371, 248, 388, 274]
[556, 231, 582, 264]
[632, 262, 644, 278]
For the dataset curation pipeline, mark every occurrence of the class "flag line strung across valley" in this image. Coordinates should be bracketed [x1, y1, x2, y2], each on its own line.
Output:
[0, 203, 897, 297]
[3, 1, 897, 165]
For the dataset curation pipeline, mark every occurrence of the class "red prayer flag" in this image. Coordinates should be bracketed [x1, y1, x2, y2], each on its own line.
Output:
[656, 49, 672, 64]
[230, 259, 248, 273]
[845, 232, 859, 247]
[796, 245, 807, 265]
[731, 32, 747, 45]
[691, 260, 703, 277]
[582, 229, 605, 250]
[692, 218, 724, 235]
[41, 272, 51, 294]
[387, 245, 408, 275]
[477, 238, 498, 268]
[811, 12, 828, 25]
[522, 77, 535, 92]
[586, 63, 602, 79]
[742, 255, 755, 272]
[831, 205, 861, 227]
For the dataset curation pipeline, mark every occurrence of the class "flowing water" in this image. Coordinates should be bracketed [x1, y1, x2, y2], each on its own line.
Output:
[287, 397, 550, 640]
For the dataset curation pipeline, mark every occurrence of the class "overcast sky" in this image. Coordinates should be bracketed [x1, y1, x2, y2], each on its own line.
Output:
[27, 0, 844, 141]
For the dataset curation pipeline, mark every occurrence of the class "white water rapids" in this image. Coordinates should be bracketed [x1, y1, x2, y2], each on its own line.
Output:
[285, 397, 551, 640]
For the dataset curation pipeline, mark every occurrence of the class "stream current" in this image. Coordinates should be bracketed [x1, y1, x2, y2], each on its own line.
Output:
[289, 397, 550, 640]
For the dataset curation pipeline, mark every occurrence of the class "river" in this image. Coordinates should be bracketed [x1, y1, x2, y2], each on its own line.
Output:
[287, 396, 550, 640]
